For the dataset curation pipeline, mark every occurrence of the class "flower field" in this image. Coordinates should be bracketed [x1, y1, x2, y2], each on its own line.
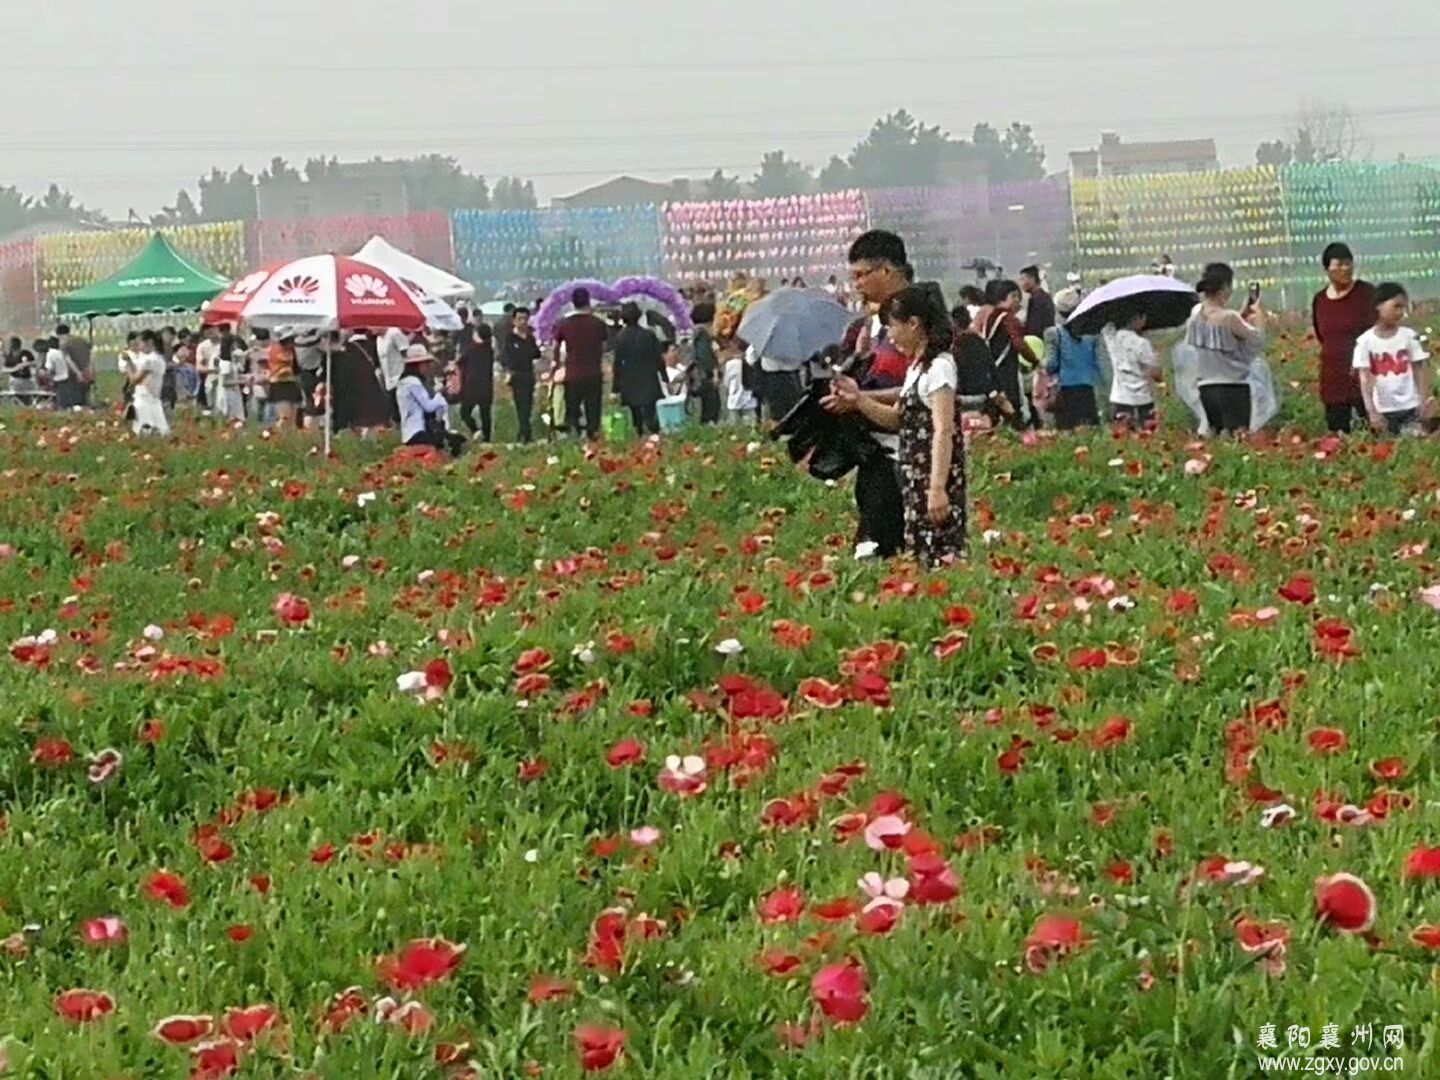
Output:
[4, 334, 1440, 1078]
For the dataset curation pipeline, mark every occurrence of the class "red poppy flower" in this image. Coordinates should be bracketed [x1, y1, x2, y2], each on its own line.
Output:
[271, 592, 311, 626]
[758, 948, 804, 977]
[31, 735, 74, 768]
[320, 987, 369, 1034]
[1402, 845, 1440, 881]
[856, 900, 903, 936]
[310, 843, 336, 865]
[1314, 873, 1376, 934]
[377, 938, 466, 992]
[797, 677, 845, 710]
[1067, 647, 1108, 671]
[811, 958, 868, 1024]
[54, 988, 114, 1023]
[226, 924, 253, 944]
[528, 975, 575, 1004]
[518, 757, 548, 782]
[813, 896, 863, 922]
[758, 885, 806, 925]
[847, 670, 892, 708]
[1024, 914, 1091, 973]
[574, 1023, 627, 1073]
[1165, 590, 1199, 616]
[514, 673, 551, 697]
[221, 1003, 280, 1043]
[605, 739, 646, 768]
[1103, 859, 1135, 886]
[190, 1038, 242, 1080]
[143, 869, 190, 909]
[153, 1014, 215, 1046]
[944, 604, 976, 627]
[1306, 728, 1348, 755]
[1087, 716, 1134, 750]
[1371, 757, 1409, 781]
[908, 851, 962, 905]
[933, 631, 969, 661]
[1410, 925, 1440, 950]
[585, 908, 627, 973]
[1277, 573, 1316, 605]
[138, 719, 166, 744]
[513, 647, 553, 675]
[193, 827, 235, 865]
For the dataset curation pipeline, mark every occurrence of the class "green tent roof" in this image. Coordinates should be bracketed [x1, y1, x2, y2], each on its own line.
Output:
[56, 232, 231, 318]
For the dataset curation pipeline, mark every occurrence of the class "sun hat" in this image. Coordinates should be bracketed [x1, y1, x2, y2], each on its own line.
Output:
[403, 343, 434, 365]
[1055, 287, 1082, 316]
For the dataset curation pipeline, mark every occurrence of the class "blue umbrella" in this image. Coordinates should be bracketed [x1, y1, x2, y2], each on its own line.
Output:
[738, 287, 853, 365]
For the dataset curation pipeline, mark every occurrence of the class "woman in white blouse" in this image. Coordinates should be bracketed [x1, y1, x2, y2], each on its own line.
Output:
[825, 284, 966, 567]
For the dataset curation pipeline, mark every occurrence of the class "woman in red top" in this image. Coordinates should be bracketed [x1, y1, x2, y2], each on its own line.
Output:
[1311, 243, 1374, 434]
[977, 280, 1039, 430]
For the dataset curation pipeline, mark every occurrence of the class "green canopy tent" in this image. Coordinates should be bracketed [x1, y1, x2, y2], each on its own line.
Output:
[56, 232, 230, 321]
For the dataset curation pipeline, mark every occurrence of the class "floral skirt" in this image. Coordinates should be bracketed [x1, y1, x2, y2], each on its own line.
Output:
[898, 391, 967, 567]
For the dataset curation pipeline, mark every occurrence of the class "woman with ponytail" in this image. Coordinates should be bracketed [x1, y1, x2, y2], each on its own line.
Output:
[825, 283, 966, 566]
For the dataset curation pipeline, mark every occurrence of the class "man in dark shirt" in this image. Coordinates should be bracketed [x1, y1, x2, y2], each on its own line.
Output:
[551, 287, 608, 439]
[494, 304, 516, 369]
[56, 324, 93, 406]
[1020, 266, 1056, 339]
[505, 307, 541, 444]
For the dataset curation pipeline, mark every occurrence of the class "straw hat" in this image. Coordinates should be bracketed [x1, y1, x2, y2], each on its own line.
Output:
[403, 343, 434, 365]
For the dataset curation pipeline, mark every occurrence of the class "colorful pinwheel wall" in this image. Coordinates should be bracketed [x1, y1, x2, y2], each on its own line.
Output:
[451, 206, 663, 295]
[662, 192, 868, 284]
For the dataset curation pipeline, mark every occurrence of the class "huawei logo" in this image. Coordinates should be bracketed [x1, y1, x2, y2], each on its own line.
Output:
[278, 275, 321, 298]
[231, 270, 269, 296]
[344, 273, 389, 300]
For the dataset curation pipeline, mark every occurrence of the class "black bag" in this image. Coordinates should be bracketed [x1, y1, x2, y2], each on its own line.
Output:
[771, 380, 884, 482]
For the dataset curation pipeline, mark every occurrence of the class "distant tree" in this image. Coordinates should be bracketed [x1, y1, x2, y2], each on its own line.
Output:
[198, 167, 258, 222]
[404, 154, 492, 212]
[151, 189, 201, 227]
[1255, 103, 1369, 168]
[972, 122, 1046, 184]
[751, 150, 814, 197]
[304, 156, 342, 182]
[0, 185, 34, 235]
[706, 168, 743, 200]
[261, 157, 300, 183]
[1255, 139, 1293, 167]
[30, 184, 107, 228]
[817, 155, 854, 192]
[491, 177, 537, 211]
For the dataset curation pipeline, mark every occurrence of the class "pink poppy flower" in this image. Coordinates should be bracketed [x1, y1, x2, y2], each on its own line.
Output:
[375, 997, 434, 1036]
[863, 814, 911, 852]
[1233, 915, 1290, 975]
[221, 1003, 280, 1043]
[80, 915, 127, 947]
[658, 754, 707, 797]
[1024, 914, 1090, 973]
[271, 593, 310, 626]
[629, 825, 663, 848]
[605, 739, 646, 768]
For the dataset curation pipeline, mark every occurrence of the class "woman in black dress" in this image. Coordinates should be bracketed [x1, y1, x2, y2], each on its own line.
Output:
[458, 323, 496, 441]
[826, 285, 966, 567]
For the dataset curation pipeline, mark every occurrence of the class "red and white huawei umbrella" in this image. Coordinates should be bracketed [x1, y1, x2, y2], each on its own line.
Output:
[203, 254, 461, 332]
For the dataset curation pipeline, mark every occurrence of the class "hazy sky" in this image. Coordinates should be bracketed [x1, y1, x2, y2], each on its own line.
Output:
[6, 0, 1440, 217]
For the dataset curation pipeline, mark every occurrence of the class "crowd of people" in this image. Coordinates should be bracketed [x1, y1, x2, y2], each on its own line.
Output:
[1, 232, 1435, 568]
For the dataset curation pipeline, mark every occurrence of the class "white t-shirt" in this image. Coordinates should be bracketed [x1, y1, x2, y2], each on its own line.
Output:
[1104, 327, 1159, 406]
[195, 339, 221, 374]
[1353, 327, 1429, 414]
[901, 353, 958, 403]
[378, 327, 409, 391]
[723, 356, 755, 411]
[47, 348, 70, 382]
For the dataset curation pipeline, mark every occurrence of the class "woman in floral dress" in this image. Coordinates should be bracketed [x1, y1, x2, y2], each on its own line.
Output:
[825, 284, 966, 566]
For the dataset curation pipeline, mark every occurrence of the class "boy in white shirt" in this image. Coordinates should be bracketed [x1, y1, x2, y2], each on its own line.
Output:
[1353, 282, 1432, 437]
[1103, 312, 1161, 429]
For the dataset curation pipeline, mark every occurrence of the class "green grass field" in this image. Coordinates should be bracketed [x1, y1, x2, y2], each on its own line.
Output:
[3, 332, 1440, 1078]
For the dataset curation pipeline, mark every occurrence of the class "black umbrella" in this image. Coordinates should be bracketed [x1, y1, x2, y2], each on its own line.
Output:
[1065, 274, 1199, 337]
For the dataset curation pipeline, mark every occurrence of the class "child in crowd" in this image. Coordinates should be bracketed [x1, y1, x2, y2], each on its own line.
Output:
[1353, 282, 1433, 437]
[1103, 310, 1161, 429]
[722, 347, 757, 425]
